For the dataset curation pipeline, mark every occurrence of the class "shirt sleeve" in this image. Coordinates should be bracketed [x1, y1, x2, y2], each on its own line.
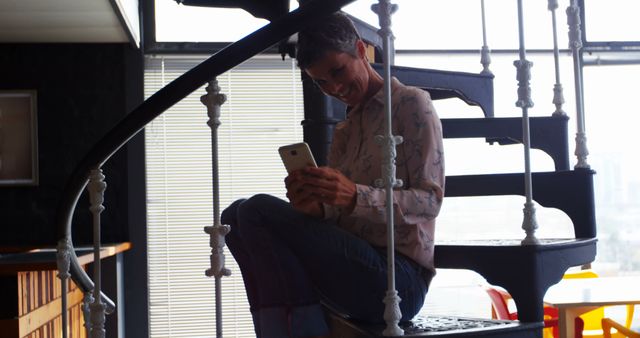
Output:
[350, 88, 445, 226]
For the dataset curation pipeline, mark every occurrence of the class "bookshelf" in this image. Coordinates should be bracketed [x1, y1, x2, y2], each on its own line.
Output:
[0, 243, 130, 338]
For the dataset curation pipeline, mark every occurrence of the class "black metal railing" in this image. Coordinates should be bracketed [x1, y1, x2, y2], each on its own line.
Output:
[54, 0, 355, 314]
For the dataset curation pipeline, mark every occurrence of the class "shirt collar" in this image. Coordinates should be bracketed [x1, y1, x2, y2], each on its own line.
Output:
[351, 76, 401, 114]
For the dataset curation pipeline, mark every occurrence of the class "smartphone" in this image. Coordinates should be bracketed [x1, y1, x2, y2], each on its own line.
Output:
[278, 142, 318, 174]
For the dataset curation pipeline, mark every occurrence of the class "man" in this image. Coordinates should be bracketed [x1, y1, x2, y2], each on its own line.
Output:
[222, 12, 444, 337]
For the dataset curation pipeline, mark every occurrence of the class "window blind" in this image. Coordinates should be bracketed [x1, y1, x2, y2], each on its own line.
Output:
[144, 55, 304, 337]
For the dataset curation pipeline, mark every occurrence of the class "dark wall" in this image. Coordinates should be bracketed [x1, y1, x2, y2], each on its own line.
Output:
[0, 43, 144, 247]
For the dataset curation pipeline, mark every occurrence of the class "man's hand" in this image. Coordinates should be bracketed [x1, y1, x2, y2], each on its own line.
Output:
[285, 168, 324, 217]
[285, 166, 357, 216]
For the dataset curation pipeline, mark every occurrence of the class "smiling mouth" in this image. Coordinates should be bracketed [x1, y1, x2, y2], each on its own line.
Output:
[337, 87, 351, 99]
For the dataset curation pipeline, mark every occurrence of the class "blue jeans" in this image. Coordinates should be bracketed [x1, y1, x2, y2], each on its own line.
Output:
[221, 194, 432, 338]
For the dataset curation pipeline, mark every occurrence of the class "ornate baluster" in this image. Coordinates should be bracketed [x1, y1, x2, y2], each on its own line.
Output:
[83, 292, 95, 337]
[56, 237, 72, 338]
[567, 0, 590, 168]
[88, 168, 107, 338]
[201, 79, 231, 338]
[372, 1, 404, 336]
[480, 0, 493, 75]
[549, 0, 566, 116]
[514, 0, 540, 245]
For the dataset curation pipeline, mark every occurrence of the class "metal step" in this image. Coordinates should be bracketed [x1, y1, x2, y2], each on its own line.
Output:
[435, 238, 597, 323]
[327, 312, 542, 337]
[373, 64, 495, 118]
[445, 170, 597, 239]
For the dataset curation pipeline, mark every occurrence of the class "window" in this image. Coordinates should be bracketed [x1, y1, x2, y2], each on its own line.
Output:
[145, 55, 303, 337]
[582, 64, 640, 271]
[583, 0, 640, 42]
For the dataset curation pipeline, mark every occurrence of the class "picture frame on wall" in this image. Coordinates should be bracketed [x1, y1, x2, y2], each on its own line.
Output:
[0, 90, 39, 186]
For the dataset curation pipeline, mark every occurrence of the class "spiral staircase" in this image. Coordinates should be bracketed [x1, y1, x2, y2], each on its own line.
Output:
[55, 0, 597, 337]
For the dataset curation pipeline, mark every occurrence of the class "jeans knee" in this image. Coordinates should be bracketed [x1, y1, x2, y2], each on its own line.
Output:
[221, 198, 246, 226]
[236, 194, 281, 216]
[223, 194, 278, 228]
[244, 193, 275, 208]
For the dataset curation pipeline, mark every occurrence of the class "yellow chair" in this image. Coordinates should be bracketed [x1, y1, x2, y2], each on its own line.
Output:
[562, 270, 635, 338]
[602, 318, 639, 338]
[563, 270, 606, 337]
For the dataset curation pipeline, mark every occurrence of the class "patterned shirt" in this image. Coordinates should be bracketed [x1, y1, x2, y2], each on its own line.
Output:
[324, 77, 445, 272]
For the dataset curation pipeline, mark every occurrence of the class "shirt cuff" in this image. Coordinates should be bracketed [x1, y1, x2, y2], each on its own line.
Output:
[350, 184, 384, 220]
[322, 203, 340, 221]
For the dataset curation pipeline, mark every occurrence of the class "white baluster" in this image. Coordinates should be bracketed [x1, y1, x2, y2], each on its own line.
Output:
[56, 237, 72, 338]
[88, 168, 107, 338]
[372, 1, 404, 336]
[514, 0, 540, 245]
[549, 0, 567, 117]
[201, 79, 231, 338]
[480, 0, 493, 75]
[567, 0, 590, 168]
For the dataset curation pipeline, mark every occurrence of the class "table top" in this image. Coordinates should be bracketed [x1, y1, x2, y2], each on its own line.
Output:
[0, 242, 131, 274]
[544, 276, 640, 308]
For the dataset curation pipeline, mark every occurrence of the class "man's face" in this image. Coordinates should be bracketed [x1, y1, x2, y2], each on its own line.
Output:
[304, 46, 370, 106]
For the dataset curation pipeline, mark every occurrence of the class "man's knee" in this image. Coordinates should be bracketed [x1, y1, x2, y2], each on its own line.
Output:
[221, 198, 246, 226]
[238, 194, 282, 215]
[223, 194, 280, 227]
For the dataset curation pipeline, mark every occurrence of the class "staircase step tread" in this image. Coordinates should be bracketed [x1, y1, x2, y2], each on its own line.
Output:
[436, 238, 594, 247]
[406, 315, 539, 336]
[328, 313, 541, 337]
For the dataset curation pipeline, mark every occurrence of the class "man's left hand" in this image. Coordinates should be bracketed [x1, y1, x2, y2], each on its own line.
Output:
[299, 166, 357, 214]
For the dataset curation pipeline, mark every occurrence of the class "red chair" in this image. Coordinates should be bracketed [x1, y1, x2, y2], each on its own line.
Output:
[484, 285, 584, 338]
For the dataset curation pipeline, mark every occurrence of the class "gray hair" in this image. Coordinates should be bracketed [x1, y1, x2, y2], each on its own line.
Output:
[296, 12, 361, 69]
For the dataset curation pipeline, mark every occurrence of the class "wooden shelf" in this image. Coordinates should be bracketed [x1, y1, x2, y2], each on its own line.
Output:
[0, 242, 131, 275]
[0, 243, 130, 338]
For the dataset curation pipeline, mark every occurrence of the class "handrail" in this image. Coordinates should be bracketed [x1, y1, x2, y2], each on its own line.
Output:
[55, 0, 355, 298]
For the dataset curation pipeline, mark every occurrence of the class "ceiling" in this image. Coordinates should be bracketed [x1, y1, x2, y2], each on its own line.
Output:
[0, 0, 138, 45]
